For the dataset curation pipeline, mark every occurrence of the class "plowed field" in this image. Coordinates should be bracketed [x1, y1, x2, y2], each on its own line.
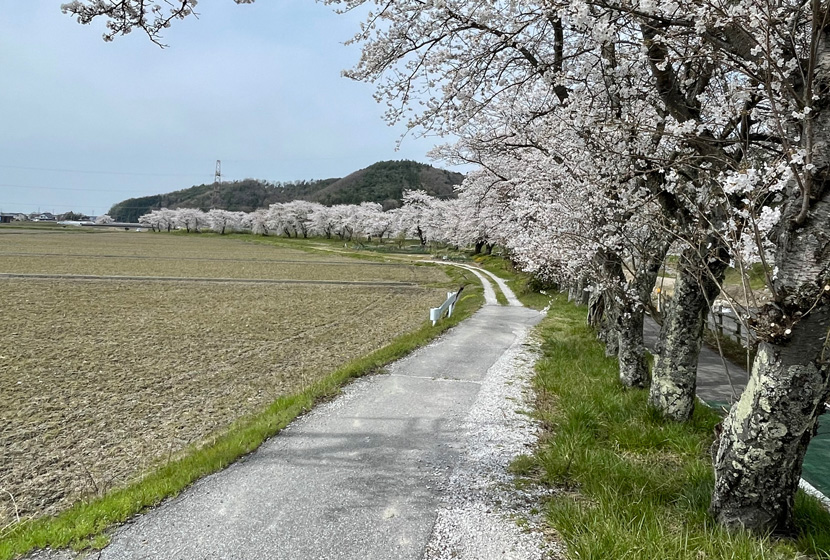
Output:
[0, 230, 449, 525]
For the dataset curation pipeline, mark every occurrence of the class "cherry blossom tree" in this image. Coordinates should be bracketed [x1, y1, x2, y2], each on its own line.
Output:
[398, 190, 438, 246]
[206, 209, 240, 235]
[61, 0, 253, 46]
[265, 203, 294, 237]
[282, 200, 317, 238]
[308, 204, 337, 239]
[249, 208, 269, 235]
[139, 208, 177, 232]
[174, 208, 206, 233]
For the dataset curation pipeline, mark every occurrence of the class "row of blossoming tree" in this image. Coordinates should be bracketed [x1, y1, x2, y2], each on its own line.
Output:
[137, 190, 479, 245]
[67, 0, 830, 534]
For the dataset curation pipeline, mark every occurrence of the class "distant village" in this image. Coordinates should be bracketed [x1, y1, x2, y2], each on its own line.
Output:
[0, 212, 142, 230]
[0, 211, 95, 223]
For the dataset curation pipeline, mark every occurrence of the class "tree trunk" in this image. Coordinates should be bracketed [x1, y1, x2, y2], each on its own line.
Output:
[474, 240, 484, 254]
[568, 282, 580, 302]
[602, 304, 621, 358]
[711, 330, 829, 533]
[618, 307, 648, 387]
[569, 277, 590, 304]
[618, 235, 671, 388]
[416, 226, 426, 246]
[587, 290, 620, 356]
[587, 292, 604, 330]
[649, 243, 726, 421]
[711, 94, 830, 530]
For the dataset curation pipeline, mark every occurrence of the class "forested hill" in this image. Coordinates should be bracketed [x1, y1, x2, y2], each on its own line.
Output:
[108, 160, 464, 222]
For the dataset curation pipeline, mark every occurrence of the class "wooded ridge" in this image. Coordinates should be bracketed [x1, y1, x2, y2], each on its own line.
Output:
[108, 160, 463, 222]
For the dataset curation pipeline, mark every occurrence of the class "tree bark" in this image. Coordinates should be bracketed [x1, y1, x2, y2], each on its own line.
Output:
[568, 281, 580, 303]
[617, 235, 671, 388]
[649, 242, 727, 421]
[602, 304, 621, 358]
[711, 326, 829, 533]
[617, 308, 647, 386]
[711, 114, 830, 532]
[416, 226, 426, 246]
[587, 291, 605, 330]
[595, 254, 625, 357]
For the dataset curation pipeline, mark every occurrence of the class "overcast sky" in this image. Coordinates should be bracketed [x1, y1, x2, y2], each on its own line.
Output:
[0, 1, 465, 216]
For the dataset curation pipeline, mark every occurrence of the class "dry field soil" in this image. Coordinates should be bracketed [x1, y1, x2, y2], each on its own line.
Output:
[0, 229, 450, 526]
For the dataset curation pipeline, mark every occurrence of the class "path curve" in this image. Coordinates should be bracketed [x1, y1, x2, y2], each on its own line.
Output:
[428, 261, 522, 307]
[443, 262, 522, 307]
[432, 262, 498, 305]
[29, 268, 558, 560]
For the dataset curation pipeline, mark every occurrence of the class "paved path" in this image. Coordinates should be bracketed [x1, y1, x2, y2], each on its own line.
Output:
[643, 317, 747, 406]
[431, 262, 522, 307]
[91, 268, 542, 559]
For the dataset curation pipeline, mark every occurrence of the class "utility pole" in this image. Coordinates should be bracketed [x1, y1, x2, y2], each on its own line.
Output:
[213, 159, 222, 209]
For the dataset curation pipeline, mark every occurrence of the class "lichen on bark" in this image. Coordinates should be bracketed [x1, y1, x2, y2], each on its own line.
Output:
[649, 243, 726, 421]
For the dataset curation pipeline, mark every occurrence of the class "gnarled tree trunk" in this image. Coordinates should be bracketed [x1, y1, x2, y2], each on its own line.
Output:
[649, 242, 727, 421]
[711, 323, 830, 533]
[711, 123, 830, 532]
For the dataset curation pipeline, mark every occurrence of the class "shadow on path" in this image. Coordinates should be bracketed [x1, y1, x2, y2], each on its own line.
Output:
[92, 270, 542, 559]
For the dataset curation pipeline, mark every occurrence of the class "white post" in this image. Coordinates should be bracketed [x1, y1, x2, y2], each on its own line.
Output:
[430, 290, 461, 326]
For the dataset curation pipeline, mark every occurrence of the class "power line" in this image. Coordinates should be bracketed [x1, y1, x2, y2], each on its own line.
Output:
[0, 163, 213, 178]
[0, 182, 217, 193]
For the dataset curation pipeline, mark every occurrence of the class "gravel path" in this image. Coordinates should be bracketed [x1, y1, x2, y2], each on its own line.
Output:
[424, 326, 563, 559]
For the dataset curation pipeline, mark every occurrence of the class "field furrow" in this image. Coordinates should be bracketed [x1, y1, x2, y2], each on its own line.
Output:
[0, 230, 450, 525]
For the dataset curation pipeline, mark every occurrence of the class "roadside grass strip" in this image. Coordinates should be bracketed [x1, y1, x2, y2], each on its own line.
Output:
[519, 295, 830, 559]
[0, 284, 483, 560]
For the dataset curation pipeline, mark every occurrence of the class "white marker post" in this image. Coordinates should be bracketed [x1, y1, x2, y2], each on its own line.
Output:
[430, 287, 464, 326]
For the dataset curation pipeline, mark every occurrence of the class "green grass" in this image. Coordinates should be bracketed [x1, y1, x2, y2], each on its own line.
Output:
[724, 262, 770, 291]
[0, 280, 483, 560]
[521, 295, 830, 559]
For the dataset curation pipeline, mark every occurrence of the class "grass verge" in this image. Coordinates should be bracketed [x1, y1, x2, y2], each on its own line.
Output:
[517, 294, 830, 559]
[0, 282, 483, 560]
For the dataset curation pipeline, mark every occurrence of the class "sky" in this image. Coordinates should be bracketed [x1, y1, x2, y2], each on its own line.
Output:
[0, 1, 466, 216]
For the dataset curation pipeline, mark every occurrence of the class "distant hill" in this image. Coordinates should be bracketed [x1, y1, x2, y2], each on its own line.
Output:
[108, 160, 464, 222]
